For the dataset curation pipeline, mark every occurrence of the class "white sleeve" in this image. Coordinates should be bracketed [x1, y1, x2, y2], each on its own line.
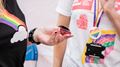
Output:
[56, 0, 74, 16]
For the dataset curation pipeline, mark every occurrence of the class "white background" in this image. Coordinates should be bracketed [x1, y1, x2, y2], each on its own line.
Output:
[17, 0, 58, 67]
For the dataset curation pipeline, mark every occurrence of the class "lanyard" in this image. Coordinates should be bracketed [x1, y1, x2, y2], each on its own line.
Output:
[93, 0, 104, 27]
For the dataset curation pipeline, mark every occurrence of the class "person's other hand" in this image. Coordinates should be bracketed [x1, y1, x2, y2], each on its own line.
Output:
[33, 26, 72, 46]
[100, 0, 115, 12]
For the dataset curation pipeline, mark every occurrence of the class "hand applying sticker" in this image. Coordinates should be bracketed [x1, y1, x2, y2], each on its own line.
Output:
[32, 26, 72, 46]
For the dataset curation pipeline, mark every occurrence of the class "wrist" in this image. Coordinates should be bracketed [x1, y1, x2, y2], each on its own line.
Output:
[28, 28, 41, 44]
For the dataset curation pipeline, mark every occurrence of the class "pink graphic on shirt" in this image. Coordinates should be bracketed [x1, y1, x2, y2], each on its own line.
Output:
[115, 0, 120, 10]
[77, 14, 88, 30]
[104, 46, 114, 57]
[72, 0, 93, 10]
[90, 56, 94, 63]
[99, 59, 104, 64]
[116, 39, 120, 45]
[84, 33, 116, 64]
[96, 37, 115, 45]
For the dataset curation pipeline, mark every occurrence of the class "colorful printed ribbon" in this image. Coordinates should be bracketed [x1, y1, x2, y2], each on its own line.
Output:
[93, 0, 104, 27]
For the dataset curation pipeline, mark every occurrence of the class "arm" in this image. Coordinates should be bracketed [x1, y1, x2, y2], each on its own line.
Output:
[105, 9, 120, 36]
[53, 14, 71, 67]
[101, 0, 120, 36]
[30, 15, 72, 45]
[28, 0, 73, 46]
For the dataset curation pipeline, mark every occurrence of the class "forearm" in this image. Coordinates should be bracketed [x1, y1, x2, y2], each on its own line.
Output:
[104, 8, 120, 36]
[53, 40, 67, 67]
[53, 14, 71, 67]
[29, 14, 71, 46]
[57, 14, 71, 27]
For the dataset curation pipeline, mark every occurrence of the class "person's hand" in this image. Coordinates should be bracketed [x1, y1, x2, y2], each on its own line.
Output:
[33, 26, 72, 46]
[100, 0, 115, 12]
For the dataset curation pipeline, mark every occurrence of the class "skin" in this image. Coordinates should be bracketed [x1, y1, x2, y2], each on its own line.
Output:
[53, 0, 120, 67]
[100, 0, 120, 36]
[53, 14, 71, 67]
[0, 0, 72, 46]
[33, 26, 72, 46]
[0, 0, 5, 14]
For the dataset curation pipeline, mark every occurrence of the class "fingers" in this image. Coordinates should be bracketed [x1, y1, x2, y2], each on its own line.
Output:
[108, 0, 115, 2]
[48, 31, 58, 44]
[100, 0, 116, 12]
[100, 0, 106, 8]
[48, 29, 72, 45]
[109, 0, 115, 4]
[36, 26, 72, 46]
[100, 0, 106, 4]
[48, 29, 62, 45]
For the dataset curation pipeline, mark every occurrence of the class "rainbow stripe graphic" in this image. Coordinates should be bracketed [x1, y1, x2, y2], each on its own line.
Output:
[0, 9, 25, 31]
[82, 30, 116, 64]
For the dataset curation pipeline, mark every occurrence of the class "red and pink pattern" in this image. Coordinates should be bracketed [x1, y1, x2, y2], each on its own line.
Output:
[72, 0, 93, 10]
[76, 14, 88, 30]
[115, 0, 120, 10]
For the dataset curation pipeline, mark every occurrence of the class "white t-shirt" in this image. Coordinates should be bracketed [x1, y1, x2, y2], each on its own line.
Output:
[56, 0, 120, 67]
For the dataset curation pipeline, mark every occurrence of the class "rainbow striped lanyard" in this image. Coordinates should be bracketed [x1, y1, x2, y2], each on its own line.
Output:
[93, 0, 104, 27]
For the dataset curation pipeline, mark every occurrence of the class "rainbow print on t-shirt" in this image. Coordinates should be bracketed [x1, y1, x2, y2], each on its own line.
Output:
[0, 9, 27, 43]
[0, 9, 26, 31]
[82, 30, 116, 64]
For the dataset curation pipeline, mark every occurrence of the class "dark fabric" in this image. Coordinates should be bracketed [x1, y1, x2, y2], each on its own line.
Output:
[0, 40, 27, 67]
[4, 0, 26, 22]
[0, 0, 27, 67]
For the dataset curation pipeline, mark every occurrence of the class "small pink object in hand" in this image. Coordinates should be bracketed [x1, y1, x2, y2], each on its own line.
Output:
[59, 25, 71, 35]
